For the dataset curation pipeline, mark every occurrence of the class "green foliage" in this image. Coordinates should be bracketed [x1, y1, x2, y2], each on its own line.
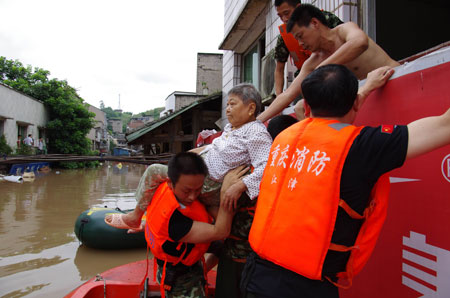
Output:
[86, 161, 100, 168]
[58, 161, 81, 169]
[0, 135, 13, 155]
[16, 145, 34, 155]
[101, 106, 120, 119]
[121, 112, 133, 132]
[102, 105, 164, 134]
[58, 160, 100, 169]
[137, 107, 164, 120]
[109, 140, 116, 153]
[90, 150, 100, 156]
[0, 57, 94, 155]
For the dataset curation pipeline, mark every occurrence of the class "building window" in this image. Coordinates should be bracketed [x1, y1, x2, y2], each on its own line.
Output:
[243, 45, 259, 87]
[0, 120, 4, 136]
[242, 34, 266, 89]
[38, 128, 45, 139]
[18, 125, 27, 139]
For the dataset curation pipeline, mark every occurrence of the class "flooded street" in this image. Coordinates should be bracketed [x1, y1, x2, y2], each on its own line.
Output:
[0, 162, 149, 297]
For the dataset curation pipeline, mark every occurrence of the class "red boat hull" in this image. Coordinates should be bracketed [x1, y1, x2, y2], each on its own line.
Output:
[65, 259, 217, 298]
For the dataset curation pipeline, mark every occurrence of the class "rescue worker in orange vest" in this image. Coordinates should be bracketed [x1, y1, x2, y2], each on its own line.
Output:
[259, 4, 399, 123]
[274, 0, 342, 97]
[145, 152, 246, 298]
[241, 64, 450, 298]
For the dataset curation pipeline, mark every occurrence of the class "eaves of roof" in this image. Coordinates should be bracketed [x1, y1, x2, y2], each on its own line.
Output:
[126, 92, 222, 143]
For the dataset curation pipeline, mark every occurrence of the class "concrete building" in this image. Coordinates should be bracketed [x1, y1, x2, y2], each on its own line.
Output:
[159, 52, 223, 118]
[196, 53, 223, 95]
[87, 105, 108, 152]
[0, 82, 49, 150]
[218, 0, 450, 124]
[127, 116, 155, 132]
[108, 118, 123, 134]
[159, 91, 204, 118]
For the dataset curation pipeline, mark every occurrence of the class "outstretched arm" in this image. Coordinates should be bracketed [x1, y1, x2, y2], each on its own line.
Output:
[258, 57, 317, 123]
[275, 61, 286, 96]
[317, 22, 369, 68]
[355, 66, 395, 109]
[406, 108, 450, 160]
[179, 165, 248, 243]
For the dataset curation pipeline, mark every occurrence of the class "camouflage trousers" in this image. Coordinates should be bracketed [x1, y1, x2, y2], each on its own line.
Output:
[156, 261, 206, 298]
[224, 193, 257, 260]
[215, 194, 257, 298]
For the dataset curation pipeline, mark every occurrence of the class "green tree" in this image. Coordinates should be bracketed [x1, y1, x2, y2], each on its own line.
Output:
[121, 112, 133, 132]
[0, 135, 13, 155]
[136, 107, 164, 120]
[0, 57, 94, 154]
[101, 106, 119, 119]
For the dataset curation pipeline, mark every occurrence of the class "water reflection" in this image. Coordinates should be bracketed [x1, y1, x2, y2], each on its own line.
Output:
[74, 245, 144, 280]
[0, 162, 148, 297]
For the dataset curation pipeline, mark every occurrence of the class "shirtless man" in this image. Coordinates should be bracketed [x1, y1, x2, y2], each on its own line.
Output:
[258, 4, 400, 122]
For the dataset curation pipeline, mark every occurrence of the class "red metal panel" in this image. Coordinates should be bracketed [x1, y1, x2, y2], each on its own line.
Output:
[341, 61, 450, 297]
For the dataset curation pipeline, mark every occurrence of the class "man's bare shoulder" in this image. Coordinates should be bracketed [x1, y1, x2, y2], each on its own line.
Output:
[332, 22, 364, 38]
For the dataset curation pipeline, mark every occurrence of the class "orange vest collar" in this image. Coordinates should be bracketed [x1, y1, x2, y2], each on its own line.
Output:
[279, 23, 311, 69]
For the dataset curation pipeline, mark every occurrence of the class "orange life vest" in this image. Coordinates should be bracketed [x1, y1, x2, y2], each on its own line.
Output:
[145, 181, 212, 266]
[145, 182, 212, 297]
[278, 23, 311, 69]
[249, 118, 391, 287]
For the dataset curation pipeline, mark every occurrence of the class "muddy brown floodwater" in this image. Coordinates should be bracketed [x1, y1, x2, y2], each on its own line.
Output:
[0, 162, 150, 297]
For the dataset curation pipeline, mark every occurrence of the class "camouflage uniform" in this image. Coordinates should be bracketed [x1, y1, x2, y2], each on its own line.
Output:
[274, 10, 344, 77]
[223, 193, 256, 260]
[156, 261, 206, 298]
[136, 162, 255, 298]
[215, 193, 257, 298]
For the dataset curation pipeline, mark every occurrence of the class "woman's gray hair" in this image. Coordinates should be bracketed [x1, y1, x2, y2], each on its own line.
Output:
[228, 83, 262, 115]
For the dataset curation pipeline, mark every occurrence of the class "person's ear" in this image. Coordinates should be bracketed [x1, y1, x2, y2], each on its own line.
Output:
[353, 95, 363, 112]
[310, 18, 320, 29]
[167, 180, 174, 190]
[303, 101, 311, 117]
[248, 102, 256, 116]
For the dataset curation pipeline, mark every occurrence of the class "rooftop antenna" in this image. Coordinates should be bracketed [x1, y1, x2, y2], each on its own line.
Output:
[118, 94, 121, 110]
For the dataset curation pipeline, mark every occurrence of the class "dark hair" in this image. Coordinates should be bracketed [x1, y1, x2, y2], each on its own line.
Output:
[228, 83, 262, 116]
[267, 115, 298, 139]
[287, 4, 327, 32]
[168, 152, 208, 186]
[275, 0, 300, 7]
[301, 64, 358, 117]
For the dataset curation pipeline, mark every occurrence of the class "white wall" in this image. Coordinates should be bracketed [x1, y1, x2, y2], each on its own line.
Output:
[160, 93, 176, 118]
[87, 105, 106, 140]
[196, 53, 223, 95]
[0, 83, 49, 149]
[302, 0, 359, 24]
